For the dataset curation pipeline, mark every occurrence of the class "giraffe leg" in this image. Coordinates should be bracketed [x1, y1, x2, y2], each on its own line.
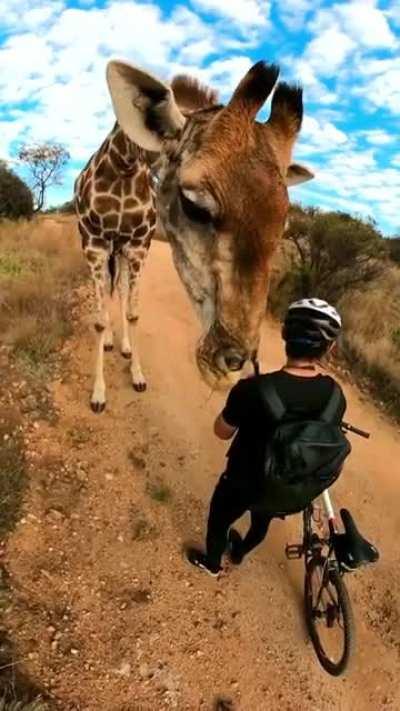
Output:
[118, 256, 132, 359]
[103, 312, 114, 352]
[86, 249, 111, 413]
[125, 253, 146, 392]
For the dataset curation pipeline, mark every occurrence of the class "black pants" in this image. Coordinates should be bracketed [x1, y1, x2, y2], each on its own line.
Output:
[206, 473, 272, 569]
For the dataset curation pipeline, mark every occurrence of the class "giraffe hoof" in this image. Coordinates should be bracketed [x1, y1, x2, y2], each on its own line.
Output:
[121, 351, 132, 360]
[104, 344, 114, 352]
[133, 382, 147, 393]
[90, 400, 106, 413]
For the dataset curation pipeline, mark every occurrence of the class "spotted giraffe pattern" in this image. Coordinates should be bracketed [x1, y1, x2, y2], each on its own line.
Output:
[74, 123, 157, 412]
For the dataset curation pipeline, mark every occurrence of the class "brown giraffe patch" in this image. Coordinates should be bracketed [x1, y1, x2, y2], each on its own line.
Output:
[112, 181, 123, 198]
[123, 177, 134, 197]
[78, 223, 90, 248]
[110, 147, 131, 173]
[125, 197, 138, 209]
[95, 180, 111, 193]
[103, 213, 119, 229]
[85, 250, 98, 263]
[82, 215, 101, 236]
[130, 238, 143, 247]
[120, 212, 143, 232]
[96, 158, 118, 183]
[135, 171, 150, 202]
[133, 225, 149, 239]
[113, 130, 127, 154]
[92, 237, 108, 249]
[103, 230, 118, 242]
[82, 180, 93, 207]
[147, 207, 156, 225]
[89, 210, 101, 226]
[94, 195, 120, 212]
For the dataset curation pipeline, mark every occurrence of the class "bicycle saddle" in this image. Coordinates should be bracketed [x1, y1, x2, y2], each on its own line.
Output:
[333, 508, 379, 571]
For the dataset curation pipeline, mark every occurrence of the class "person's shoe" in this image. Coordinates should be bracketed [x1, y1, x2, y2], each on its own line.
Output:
[227, 528, 245, 565]
[186, 548, 221, 577]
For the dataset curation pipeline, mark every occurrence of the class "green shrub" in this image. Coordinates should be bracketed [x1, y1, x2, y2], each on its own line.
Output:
[0, 163, 33, 220]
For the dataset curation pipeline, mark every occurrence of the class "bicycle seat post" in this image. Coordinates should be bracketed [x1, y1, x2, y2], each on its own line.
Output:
[321, 489, 337, 536]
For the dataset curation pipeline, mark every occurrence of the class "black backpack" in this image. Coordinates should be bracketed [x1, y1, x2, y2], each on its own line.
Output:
[256, 378, 351, 515]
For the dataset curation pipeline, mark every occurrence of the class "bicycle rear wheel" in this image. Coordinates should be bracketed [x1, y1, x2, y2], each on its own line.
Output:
[305, 557, 354, 676]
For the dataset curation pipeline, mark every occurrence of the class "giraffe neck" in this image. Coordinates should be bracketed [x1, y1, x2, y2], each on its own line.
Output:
[108, 123, 145, 175]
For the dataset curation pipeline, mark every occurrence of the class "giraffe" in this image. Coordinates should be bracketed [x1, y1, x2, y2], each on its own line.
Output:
[76, 59, 313, 412]
[75, 77, 218, 412]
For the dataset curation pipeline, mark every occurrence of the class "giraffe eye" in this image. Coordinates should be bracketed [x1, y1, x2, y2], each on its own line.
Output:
[178, 188, 213, 225]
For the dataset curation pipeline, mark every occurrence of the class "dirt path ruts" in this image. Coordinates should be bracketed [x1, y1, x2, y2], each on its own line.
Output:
[5, 239, 400, 710]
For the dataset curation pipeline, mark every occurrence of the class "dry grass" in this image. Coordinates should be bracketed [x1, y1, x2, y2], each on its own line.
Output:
[269, 241, 400, 418]
[0, 216, 86, 375]
[339, 267, 400, 416]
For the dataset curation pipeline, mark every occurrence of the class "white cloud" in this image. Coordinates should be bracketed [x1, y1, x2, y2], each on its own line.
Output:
[357, 58, 400, 115]
[278, 0, 318, 31]
[305, 27, 355, 76]
[296, 148, 400, 234]
[200, 56, 253, 93]
[0, 0, 64, 31]
[361, 130, 394, 146]
[299, 115, 348, 153]
[310, 0, 396, 50]
[190, 0, 269, 27]
[336, 0, 396, 49]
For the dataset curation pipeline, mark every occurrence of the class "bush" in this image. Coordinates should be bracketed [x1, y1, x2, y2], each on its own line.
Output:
[273, 205, 387, 313]
[386, 237, 400, 265]
[0, 162, 33, 220]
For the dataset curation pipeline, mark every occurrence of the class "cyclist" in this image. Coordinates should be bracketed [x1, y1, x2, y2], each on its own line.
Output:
[187, 298, 347, 577]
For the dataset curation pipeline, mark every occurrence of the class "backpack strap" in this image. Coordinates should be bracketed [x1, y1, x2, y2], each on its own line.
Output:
[258, 377, 286, 423]
[320, 382, 343, 424]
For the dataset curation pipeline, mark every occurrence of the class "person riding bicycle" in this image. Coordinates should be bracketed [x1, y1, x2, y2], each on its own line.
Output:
[187, 298, 347, 577]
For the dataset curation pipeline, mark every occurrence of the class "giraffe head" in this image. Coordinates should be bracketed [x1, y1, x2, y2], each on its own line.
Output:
[106, 60, 313, 389]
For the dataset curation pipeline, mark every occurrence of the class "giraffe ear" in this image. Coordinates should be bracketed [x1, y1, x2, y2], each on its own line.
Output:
[286, 163, 314, 186]
[106, 60, 185, 152]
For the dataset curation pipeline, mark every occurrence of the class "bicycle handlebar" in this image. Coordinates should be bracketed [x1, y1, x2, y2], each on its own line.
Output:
[342, 421, 370, 439]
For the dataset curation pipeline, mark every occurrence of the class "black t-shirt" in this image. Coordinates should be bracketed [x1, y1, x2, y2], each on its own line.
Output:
[222, 370, 347, 493]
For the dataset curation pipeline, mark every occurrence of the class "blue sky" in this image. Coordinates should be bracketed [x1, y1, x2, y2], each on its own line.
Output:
[0, 0, 399, 234]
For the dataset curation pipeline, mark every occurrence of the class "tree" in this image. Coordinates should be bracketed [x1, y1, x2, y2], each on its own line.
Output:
[0, 161, 33, 219]
[386, 236, 400, 265]
[18, 143, 70, 212]
[282, 205, 387, 304]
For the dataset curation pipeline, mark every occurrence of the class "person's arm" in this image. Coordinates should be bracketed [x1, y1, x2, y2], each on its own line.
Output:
[213, 379, 249, 440]
[214, 413, 237, 440]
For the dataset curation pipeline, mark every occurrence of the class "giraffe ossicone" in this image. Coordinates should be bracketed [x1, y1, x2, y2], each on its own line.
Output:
[75, 59, 313, 412]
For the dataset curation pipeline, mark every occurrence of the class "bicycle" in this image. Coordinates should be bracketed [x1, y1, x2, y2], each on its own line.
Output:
[285, 421, 379, 676]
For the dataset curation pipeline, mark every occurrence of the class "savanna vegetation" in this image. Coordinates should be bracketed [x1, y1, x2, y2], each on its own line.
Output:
[0, 217, 85, 377]
[270, 205, 400, 418]
[0, 163, 33, 221]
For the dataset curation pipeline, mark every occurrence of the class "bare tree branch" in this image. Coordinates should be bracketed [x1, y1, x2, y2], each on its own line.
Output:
[17, 143, 70, 212]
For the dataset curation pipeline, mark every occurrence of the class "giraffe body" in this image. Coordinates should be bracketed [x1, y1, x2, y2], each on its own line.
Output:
[75, 124, 156, 411]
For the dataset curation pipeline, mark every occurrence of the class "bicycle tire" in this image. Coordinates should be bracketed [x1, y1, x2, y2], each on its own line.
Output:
[305, 557, 355, 676]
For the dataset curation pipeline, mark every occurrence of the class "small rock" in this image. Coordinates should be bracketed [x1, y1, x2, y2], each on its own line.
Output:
[70, 648, 79, 656]
[115, 661, 131, 677]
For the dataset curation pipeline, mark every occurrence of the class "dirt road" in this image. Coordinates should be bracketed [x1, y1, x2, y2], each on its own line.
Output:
[6, 239, 400, 710]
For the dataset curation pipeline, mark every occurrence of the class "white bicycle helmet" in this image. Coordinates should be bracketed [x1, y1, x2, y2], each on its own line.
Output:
[283, 298, 342, 346]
